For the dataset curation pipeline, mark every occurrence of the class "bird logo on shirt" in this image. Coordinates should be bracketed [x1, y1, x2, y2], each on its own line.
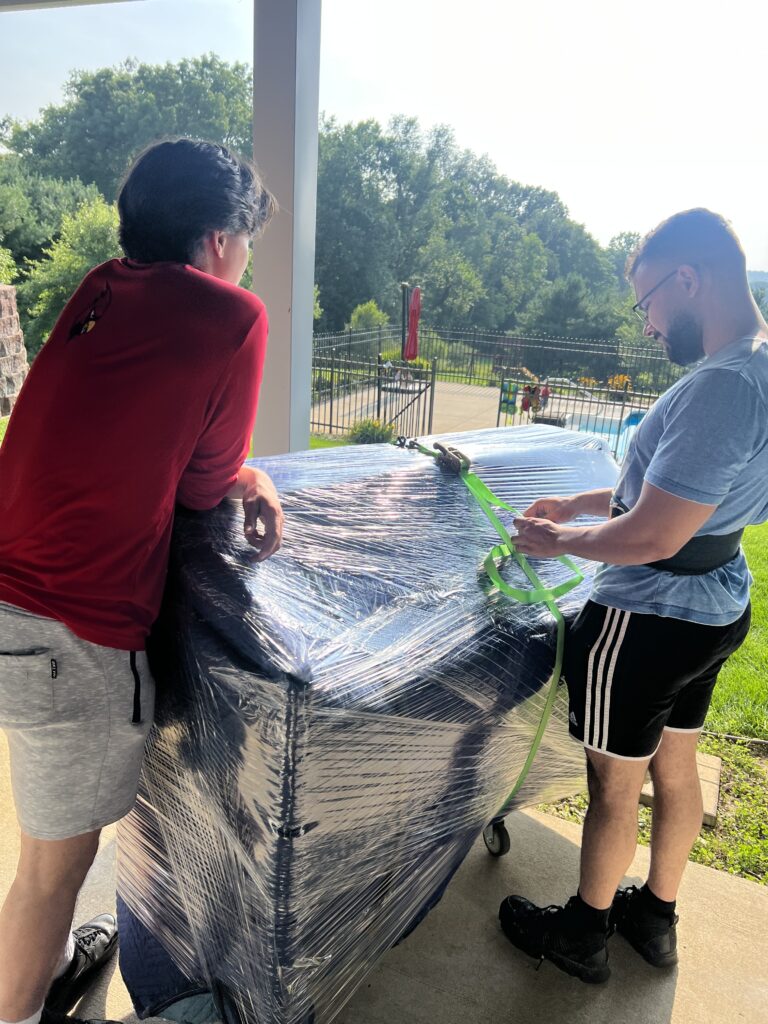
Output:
[68, 283, 112, 339]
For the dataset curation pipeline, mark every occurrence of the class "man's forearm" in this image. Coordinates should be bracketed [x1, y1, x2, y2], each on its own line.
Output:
[570, 488, 613, 519]
[226, 464, 257, 500]
[516, 481, 716, 565]
[559, 514, 671, 565]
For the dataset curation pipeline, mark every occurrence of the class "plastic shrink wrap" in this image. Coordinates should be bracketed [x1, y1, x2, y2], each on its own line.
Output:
[117, 426, 619, 1024]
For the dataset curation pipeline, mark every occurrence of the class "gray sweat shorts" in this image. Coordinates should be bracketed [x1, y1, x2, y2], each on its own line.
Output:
[0, 600, 155, 840]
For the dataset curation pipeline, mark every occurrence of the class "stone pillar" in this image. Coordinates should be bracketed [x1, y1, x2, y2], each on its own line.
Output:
[0, 286, 29, 417]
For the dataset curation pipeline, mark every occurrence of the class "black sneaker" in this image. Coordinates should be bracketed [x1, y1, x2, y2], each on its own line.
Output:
[611, 885, 678, 968]
[498, 895, 612, 984]
[42, 1011, 122, 1024]
[45, 914, 119, 1014]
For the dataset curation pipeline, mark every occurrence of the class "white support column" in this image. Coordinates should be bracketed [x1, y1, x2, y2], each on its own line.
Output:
[252, 0, 321, 455]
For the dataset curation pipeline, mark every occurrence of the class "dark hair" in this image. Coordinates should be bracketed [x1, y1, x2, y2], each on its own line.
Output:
[117, 138, 275, 264]
[626, 208, 746, 280]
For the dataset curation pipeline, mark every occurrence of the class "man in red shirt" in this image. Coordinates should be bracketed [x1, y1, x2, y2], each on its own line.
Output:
[0, 139, 284, 1024]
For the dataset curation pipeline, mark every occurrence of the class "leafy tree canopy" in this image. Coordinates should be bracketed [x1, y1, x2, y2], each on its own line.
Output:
[0, 246, 16, 285]
[2, 56, 648, 340]
[517, 273, 622, 340]
[0, 154, 99, 264]
[752, 285, 768, 321]
[16, 196, 121, 357]
[607, 231, 641, 292]
[315, 114, 618, 331]
[2, 54, 252, 200]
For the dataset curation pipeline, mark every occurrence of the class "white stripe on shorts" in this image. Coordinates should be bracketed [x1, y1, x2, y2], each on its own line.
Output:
[597, 610, 631, 751]
[585, 607, 631, 750]
[583, 606, 617, 748]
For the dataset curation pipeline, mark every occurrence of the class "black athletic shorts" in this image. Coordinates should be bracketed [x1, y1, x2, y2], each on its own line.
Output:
[563, 600, 751, 760]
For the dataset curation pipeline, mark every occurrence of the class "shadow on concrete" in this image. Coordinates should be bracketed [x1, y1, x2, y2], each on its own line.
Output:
[339, 811, 677, 1024]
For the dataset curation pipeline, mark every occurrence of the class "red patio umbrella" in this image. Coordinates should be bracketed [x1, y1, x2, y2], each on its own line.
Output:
[404, 285, 421, 361]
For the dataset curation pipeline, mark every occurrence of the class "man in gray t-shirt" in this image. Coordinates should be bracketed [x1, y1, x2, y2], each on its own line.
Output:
[497, 209, 768, 984]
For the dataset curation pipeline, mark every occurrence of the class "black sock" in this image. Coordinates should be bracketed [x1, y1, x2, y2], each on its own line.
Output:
[572, 892, 611, 931]
[640, 883, 676, 917]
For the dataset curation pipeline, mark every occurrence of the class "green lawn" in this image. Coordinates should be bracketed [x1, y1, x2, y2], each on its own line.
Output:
[544, 735, 768, 885]
[546, 523, 768, 887]
[707, 523, 768, 741]
[309, 434, 348, 449]
[0, 416, 7, 445]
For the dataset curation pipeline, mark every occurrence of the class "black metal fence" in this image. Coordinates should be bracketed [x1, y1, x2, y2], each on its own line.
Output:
[314, 325, 685, 394]
[497, 376, 656, 459]
[311, 351, 436, 437]
[312, 325, 683, 439]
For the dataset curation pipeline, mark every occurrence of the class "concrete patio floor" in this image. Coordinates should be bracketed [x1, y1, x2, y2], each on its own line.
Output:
[2, 735, 766, 1024]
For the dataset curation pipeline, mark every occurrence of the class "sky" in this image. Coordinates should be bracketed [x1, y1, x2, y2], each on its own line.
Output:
[1, 0, 767, 268]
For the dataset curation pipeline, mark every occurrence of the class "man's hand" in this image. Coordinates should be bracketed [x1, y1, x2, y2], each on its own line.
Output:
[228, 466, 284, 561]
[513, 516, 570, 558]
[523, 495, 578, 523]
[524, 488, 613, 523]
[513, 482, 716, 565]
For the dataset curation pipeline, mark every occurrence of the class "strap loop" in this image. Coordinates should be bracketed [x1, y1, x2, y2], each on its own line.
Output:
[393, 437, 584, 805]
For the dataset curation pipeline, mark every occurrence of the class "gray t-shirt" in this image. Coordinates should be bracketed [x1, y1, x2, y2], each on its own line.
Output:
[590, 336, 768, 625]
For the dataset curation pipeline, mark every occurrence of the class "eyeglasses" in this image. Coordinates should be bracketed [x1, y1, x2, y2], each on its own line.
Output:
[632, 269, 678, 323]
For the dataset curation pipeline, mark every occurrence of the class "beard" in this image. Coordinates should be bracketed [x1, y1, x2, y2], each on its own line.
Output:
[657, 313, 705, 366]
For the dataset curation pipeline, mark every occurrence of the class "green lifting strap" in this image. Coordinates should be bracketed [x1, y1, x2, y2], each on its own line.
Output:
[394, 438, 583, 804]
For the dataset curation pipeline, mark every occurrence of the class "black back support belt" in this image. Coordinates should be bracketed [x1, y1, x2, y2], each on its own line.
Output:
[610, 504, 743, 575]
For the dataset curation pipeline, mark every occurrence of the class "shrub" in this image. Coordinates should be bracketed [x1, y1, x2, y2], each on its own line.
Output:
[347, 418, 395, 444]
[634, 371, 655, 392]
[346, 299, 389, 332]
[608, 373, 633, 401]
[608, 373, 632, 392]
[379, 348, 431, 373]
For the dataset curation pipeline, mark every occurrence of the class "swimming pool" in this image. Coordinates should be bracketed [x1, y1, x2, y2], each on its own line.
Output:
[577, 410, 646, 459]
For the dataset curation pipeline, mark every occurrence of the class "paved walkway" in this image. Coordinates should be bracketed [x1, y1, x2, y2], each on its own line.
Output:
[2, 735, 766, 1024]
[429, 381, 501, 433]
[312, 380, 502, 436]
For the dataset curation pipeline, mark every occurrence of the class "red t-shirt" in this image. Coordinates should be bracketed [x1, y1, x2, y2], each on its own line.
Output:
[0, 258, 267, 650]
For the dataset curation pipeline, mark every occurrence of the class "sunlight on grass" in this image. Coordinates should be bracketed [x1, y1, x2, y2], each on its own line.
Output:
[707, 523, 768, 740]
[309, 435, 348, 449]
[543, 736, 768, 885]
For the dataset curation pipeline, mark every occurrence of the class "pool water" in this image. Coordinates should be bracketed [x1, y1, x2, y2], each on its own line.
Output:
[579, 410, 646, 460]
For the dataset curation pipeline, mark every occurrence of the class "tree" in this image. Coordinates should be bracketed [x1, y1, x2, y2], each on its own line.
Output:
[414, 228, 485, 325]
[526, 212, 612, 294]
[3, 52, 645, 336]
[0, 154, 99, 264]
[314, 283, 323, 322]
[752, 285, 768, 321]
[607, 232, 641, 292]
[314, 117, 399, 329]
[468, 225, 549, 331]
[2, 55, 253, 200]
[0, 247, 15, 285]
[517, 273, 622, 340]
[345, 300, 388, 331]
[16, 197, 121, 357]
